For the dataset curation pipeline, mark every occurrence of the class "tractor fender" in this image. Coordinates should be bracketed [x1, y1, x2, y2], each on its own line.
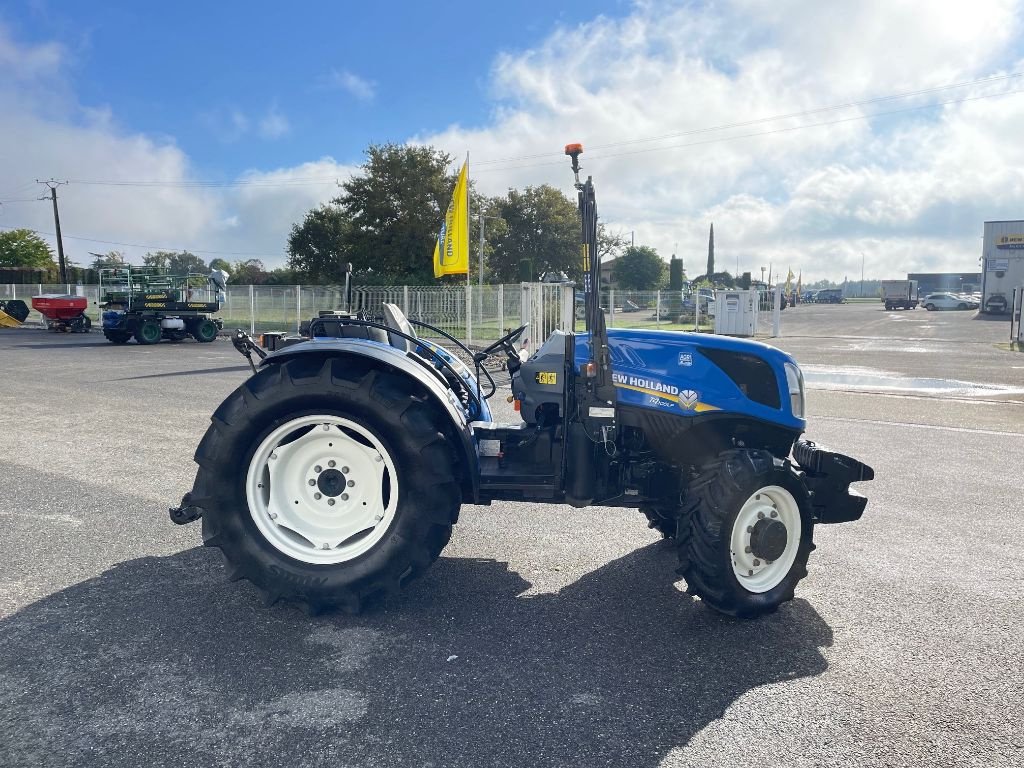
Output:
[260, 337, 481, 502]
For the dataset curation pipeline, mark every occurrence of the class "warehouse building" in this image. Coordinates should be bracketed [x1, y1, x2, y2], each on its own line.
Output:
[980, 220, 1024, 314]
[906, 271, 980, 296]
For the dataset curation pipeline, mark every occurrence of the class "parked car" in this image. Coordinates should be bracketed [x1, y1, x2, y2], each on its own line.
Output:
[922, 292, 974, 311]
[815, 289, 845, 304]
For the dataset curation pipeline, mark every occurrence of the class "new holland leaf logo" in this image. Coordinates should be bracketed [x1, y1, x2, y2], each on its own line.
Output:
[679, 389, 700, 410]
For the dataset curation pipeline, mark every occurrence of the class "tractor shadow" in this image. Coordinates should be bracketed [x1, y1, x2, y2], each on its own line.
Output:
[0, 544, 833, 768]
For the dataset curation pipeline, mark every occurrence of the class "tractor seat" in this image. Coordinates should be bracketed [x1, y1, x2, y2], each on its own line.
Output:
[381, 303, 417, 353]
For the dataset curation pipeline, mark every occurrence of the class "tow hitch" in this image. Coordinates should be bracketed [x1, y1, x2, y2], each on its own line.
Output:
[793, 440, 875, 524]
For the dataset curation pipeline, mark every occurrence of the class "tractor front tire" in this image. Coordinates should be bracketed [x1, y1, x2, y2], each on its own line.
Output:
[676, 449, 813, 618]
[191, 318, 219, 343]
[191, 356, 461, 614]
[134, 319, 161, 345]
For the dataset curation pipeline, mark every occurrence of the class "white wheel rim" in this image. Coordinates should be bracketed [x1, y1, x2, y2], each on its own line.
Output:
[245, 414, 399, 565]
[729, 485, 801, 593]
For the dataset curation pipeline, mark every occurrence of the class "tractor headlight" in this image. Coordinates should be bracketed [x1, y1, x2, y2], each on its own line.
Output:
[784, 362, 805, 418]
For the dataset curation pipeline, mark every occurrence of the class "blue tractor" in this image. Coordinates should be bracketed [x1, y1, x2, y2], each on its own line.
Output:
[171, 145, 873, 618]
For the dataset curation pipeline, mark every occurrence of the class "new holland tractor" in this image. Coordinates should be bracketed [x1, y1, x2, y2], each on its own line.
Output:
[171, 145, 873, 618]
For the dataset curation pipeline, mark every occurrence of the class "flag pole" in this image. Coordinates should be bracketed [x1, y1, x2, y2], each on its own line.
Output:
[465, 152, 472, 345]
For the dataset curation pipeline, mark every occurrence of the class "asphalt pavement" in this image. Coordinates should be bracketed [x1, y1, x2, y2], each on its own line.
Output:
[0, 303, 1021, 767]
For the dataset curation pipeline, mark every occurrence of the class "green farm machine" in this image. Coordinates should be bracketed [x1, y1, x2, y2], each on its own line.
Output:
[99, 266, 228, 345]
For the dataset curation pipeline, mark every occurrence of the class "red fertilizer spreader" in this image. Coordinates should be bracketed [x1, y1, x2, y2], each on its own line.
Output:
[31, 294, 92, 333]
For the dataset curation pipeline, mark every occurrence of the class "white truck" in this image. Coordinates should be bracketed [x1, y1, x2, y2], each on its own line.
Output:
[881, 279, 919, 310]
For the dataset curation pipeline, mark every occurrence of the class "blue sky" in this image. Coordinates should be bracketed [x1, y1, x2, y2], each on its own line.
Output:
[2, 0, 1023, 278]
[5, 0, 626, 177]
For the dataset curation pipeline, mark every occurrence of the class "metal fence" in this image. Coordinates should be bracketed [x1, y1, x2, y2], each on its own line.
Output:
[1, 283, 778, 343]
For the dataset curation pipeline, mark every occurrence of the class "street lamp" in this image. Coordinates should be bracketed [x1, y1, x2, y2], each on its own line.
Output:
[760, 266, 766, 285]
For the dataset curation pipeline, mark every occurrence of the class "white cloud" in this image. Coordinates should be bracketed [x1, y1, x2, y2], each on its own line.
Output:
[0, 24, 63, 80]
[0, 25, 352, 267]
[418, 0, 1024, 281]
[319, 68, 376, 101]
[258, 106, 290, 140]
[200, 107, 250, 144]
[3, 2, 1024, 281]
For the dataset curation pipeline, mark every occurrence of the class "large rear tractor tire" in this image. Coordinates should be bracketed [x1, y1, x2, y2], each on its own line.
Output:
[676, 449, 813, 618]
[191, 356, 462, 613]
[134, 319, 162, 345]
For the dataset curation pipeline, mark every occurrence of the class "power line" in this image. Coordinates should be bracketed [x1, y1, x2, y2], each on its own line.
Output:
[472, 70, 1024, 165]
[68, 176, 342, 189]
[472, 87, 1024, 173]
[0, 224, 284, 259]
[29, 71, 1021, 189]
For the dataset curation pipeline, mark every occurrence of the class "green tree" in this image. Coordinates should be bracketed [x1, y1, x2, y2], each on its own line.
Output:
[692, 270, 736, 288]
[669, 256, 685, 290]
[230, 259, 267, 284]
[288, 144, 456, 284]
[612, 245, 667, 290]
[208, 258, 232, 273]
[90, 250, 127, 271]
[166, 251, 207, 275]
[143, 251, 170, 270]
[487, 185, 579, 283]
[598, 225, 628, 262]
[263, 266, 301, 285]
[468, 192, 507, 285]
[0, 229, 55, 270]
[287, 203, 350, 282]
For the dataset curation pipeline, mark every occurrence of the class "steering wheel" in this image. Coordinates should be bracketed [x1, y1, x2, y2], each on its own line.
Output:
[480, 324, 528, 357]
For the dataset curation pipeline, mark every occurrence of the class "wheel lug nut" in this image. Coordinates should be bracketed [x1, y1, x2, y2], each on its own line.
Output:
[269, 512, 277, 519]
[314, 493, 321, 500]
[745, 546, 752, 553]
[746, 525, 754, 533]
[770, 510, 778, 518]
[342, 466, 350, 473]
[328, 460, 336, 468]
[341, 493, 349, 501]
[327, 499, 335, 506]
[314, 465, 322, 473]
[753, 559, 761, 566]
[347, 480, 355, 487]
[748, 569, 754, 576]
[757, 511, 765, 519]
[308, 479, 316, 486]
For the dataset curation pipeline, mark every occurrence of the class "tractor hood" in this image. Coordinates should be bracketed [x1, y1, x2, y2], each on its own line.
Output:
[574, 329, 806, 431]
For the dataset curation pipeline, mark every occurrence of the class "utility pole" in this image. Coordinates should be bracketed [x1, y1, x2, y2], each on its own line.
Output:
[860, 252, 865, 298]
[38, 179, 69, 284]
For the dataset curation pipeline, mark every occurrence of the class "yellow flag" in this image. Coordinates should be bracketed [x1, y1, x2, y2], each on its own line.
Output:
[433, 160, 469, 278]
[785, 268, 794, 291]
